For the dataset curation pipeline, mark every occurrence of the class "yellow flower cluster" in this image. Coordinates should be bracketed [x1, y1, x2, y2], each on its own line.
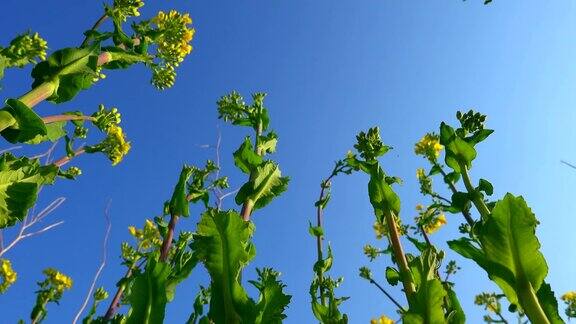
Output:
[104, 125, 131, 166]
[370, 315, 394, 324]
[373, 216, 405, 239]
[563, 291, 576, 302]
[128, 219, 162, 250]
[43, 268, 73, 292]
[152, 10, 195, 65]
[414, 133, 443, 161]
[423, 213, 446, 234]
[0, 259, 17, 293]
[111, 0, 144, 21]
[416, 168, 426, 180]
[416, 205, 447, 234]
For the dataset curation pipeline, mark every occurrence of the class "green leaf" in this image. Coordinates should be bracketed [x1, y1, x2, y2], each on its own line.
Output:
[466, 129, 494, 145]
[233, 137, 262, 174]
[403, 279, 446, 324]
[249, 268, 292, 324]
[440, 122, 477, 172]
[25, 121, 67, 144]
[126, 259, 171, 324]
[314, 192, 330, 209]
[313, 245, 334, 274]
[385, 267, 400, 286]
[367, 167, 400, 220]
[169, 166, 193, 217]
[428, 165, 442, 176]
[192, 209, 256, 323]
[1, 99, 47, 143]
[31, 47, 98, 103]
[477, 178, 493, 196]
[235, 161, 289, 211]
[450, 192, 469, 212]
[479, 193, 548, 305]
[257, 131, 278, 154]
[0, 153, 58, 228]
[536, 282, 564, 324]
[406, 236, 427, 252]
[308, 222, 324, 237]
[445, 287, 466, 324]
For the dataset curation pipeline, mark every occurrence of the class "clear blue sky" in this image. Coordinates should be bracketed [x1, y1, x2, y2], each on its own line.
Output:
[1, 0, 576, 322]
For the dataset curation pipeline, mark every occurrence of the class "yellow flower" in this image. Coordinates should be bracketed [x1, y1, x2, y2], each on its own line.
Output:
[415, 204, 424, 211]
[370, 315, 395, 324]
[414, 133, 443, 161]
[104, 125, 131, 166]
[416, 168, 426, 180]
[562, 291, 576, 302]
[423, 213, 447, 234]
[43, 268, 73, 292]
[0, 259, 17, 293]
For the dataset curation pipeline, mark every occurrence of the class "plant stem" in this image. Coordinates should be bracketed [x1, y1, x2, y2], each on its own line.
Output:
[315, 177, 334, 306]
[0, 111, 17, 135]
[517, 281, 550, 324]
[42, 115, 95, 124]
[458, 163, 491, 218]
[103, 267, 133, 321]
[240, 120, 263, 222]
[434, 162, 475, 226]
[384, 209, 415, 298]
[368, 278, 406, 312]
[159, 214, 179, 262]
[19, 81, 58, 109]
[80, 14, 108, 47]
[53, 148, 86, 167]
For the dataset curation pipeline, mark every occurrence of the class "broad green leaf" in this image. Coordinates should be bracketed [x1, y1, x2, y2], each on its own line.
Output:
[466, 129, 494, 145]
[126, 259, 171, 324]
[406, 236, 427, 253]
[233, 137, 262, 174]
[25, 121, 66, 144]
[479, 193, 548, 305]
[403, 279, 446, 324]
[192, 209, 256, 323]
[536, 282, 564, 324]
[445, 287, 466, 324]
[169, 166, 193, 217]
[439, 122, 477, 172]
[428, 165, 442, 176]
[0, 153, 58, 228]
[450, 192, 469, 213]
[235, 161, 289, 210]
[31, 47, 98, 103]
[367, 166, 400, 220]
[249, 268, 292, 324]
[1, 99, 47, 143]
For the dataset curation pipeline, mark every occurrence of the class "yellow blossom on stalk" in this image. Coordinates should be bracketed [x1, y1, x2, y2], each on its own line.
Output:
[111, 0, 144, 21]
[43, 268, 73, 292]
[105, 125, 131, 165]
[416, 168, 426, 180]
[423, 213, 447, 234]
[0, 259, 17, 293]
[3, 32, 48, 64]
[414, 133, 443, 161]
[563, 291, 576, 301]
[152, 10, 195, 65]
[128, 219, 162, 250]
[370, 315, 394, 324]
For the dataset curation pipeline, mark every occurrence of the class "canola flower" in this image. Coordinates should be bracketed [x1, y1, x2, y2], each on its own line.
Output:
[370, 315, 395, 324]
[562, 291, 576, 318]
[0, 259, 17, 293]
[43, 268, 73, 292]
[128, 219, 162, 250]
[416, 205, 447, 234]
[414, 133, 443, 161]
[101, 125, 131, 166]
[422, 213, 446, 234]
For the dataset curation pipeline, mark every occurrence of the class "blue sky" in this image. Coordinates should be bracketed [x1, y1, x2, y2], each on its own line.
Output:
[1, 0, 576, 322]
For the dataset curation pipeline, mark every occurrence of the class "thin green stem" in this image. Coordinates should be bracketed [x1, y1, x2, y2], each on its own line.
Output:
[459, 162, 491, 218]
[240, 119, 263, 222]
[433, 162, 475, 226]
[384, 209, 415, 298]
[80, 14, 108, 47]
[368, 278, 406, 313]
[517, 281, 550, 324]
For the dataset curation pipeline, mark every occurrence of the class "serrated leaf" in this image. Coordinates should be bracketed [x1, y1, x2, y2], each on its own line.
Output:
[233, 137, 262, 174]
[235, 161, 289, 211]
[249, 268, 291, 324]
[169, 166, 193, 217]
[1, 99, 47, 143]
[126, 259, 171, 324]
[192, 209, 256, 323]
[536, 282, 564, 324]
[445, 287, 466, 324]
[0, 153, 58, 228]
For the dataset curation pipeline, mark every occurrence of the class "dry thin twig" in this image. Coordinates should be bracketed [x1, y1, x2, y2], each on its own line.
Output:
[72, 200, 113, 324]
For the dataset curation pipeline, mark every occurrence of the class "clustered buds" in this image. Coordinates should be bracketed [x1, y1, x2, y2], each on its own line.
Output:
[0, 259, 17, 294]
[86, 105, 131, 166]
[370, 315, 394, 324]
[42, 268, 73, 293]
[128, 219, 163, 250]
[354, 127, 390, 161]
[474, 292, 502, 315]
[456, 110, 487, 135]
[562, 291, 576, 318]
[416, 167, 433, 195]
[373, 215, 406, 239]
[109, 0, 145, 21]
[0, 32, 48, 67]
